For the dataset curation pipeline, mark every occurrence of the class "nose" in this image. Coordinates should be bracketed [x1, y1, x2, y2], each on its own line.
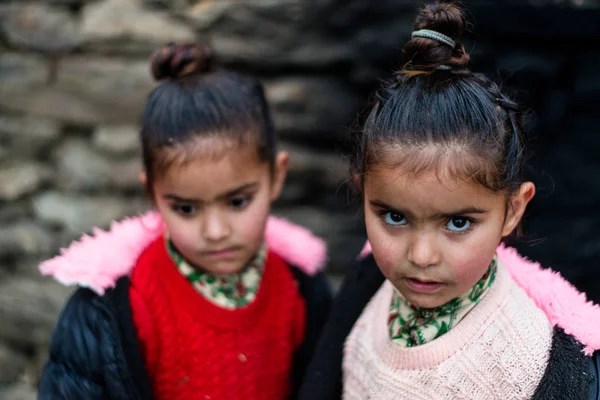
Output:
[202, 209, 230, 242]
[407, 230, 441, 269]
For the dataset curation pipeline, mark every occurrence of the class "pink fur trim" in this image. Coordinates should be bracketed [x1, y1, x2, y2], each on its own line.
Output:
[496, 244, 600, 355]
[358, 241, 372, 260]
[40, 211, 327, 295]
[265, 216, 327, 276]
[358, 240, 600, 354]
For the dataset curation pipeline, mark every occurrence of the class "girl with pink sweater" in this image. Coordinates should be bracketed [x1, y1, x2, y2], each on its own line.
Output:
[299, 2, 600, 399]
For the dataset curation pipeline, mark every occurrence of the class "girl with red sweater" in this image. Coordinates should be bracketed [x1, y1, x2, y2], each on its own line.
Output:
[38, 43, 332, 400]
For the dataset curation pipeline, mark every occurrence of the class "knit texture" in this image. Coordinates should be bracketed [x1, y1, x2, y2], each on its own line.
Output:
[130, 237, 306, 400]
[343, 261, 553, 399]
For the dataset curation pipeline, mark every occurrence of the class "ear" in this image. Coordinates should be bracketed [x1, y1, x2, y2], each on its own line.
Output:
[501, 182, 536, 237]
[270, 151, 289, 201]
[139, 171, 147, 188]
[352, 173, 362, 192]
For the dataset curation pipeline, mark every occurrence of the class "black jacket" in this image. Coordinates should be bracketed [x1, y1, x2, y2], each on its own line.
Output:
[299, 254, 600, 400]
[39, 267, 332, 400]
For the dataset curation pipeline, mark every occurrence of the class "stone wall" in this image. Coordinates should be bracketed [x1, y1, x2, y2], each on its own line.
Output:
[1, 0, 599, 397]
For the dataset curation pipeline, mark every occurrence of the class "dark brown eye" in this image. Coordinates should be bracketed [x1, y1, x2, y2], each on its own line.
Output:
[229, 195, 250, 209]
[171, 204, 197, 216]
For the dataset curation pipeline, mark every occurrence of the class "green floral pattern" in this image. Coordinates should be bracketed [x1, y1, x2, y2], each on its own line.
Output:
[388, 256, 497, 347]
[166, 237, 266, 309]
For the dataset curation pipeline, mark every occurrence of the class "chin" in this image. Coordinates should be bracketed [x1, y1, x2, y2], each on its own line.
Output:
[398, 288, 449, 309]
[186, 257, 243, 275]
[207, 262, 246, 275]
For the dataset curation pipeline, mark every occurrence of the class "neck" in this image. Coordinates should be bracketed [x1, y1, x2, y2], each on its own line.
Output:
[165, 234, 267, 309]
[389, 255, 497, 347]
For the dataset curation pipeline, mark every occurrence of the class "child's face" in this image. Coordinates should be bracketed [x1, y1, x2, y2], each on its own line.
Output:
[151, 144, 288, 275]
[363, 164, 534, 309]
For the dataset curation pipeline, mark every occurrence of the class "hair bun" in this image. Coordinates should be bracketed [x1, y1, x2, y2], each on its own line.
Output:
[403, 1, 470, 74]
[150, 42, 213, 81]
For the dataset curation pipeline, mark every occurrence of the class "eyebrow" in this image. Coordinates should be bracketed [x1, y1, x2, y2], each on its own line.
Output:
[163, 182, 259, 203]
[369, 200, 487, 219]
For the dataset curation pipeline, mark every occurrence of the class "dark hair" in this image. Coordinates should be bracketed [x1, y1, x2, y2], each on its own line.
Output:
[350, 1, 526, 195]
[141, 42, 276, 194]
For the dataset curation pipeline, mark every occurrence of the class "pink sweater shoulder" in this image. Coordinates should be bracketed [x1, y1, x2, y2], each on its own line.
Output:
[358, 240, 600, 355]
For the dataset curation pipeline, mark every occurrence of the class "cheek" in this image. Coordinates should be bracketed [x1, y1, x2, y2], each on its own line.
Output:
[445, 224, 502, 286]
[163, 215, 198, 251]
[365, 213, 405, 278]
[236, 193, 271, 245]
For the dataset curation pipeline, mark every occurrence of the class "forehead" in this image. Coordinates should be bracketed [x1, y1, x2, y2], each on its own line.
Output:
[154, 145, 268, 198]
[364, 165, 505, 214]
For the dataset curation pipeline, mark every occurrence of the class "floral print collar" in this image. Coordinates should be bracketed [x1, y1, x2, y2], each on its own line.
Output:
[166, 237, 267, 309]
[388, 255, 497, 347]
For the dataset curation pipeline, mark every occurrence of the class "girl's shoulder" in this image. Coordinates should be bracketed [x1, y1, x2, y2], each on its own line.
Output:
[39, 275, 154, 400]
[496, 244, 600, 356]
[39, 211, 328, 296]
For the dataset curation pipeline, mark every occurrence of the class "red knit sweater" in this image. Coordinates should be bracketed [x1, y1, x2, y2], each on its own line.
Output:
[129, 237, 306, 400]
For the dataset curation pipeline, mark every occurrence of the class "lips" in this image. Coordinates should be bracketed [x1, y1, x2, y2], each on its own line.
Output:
[404, 277, 446, 294]
[203, 247, 238, 259]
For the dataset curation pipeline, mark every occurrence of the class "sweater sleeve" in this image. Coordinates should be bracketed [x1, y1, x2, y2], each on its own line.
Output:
[38, 288, 108, 400]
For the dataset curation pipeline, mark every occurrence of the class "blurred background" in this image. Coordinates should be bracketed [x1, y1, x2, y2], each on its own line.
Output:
[0, 0, 599, 397]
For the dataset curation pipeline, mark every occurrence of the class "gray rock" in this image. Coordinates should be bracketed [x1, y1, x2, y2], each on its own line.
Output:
[265, 77, 362, 140]
[54, 56, 155, 123]
[181, 0, 355, 68]
[0, 163, 50, 201]
[0, 115, 61, 158]
[93, 124, 140, 155]
[54, 138, 142, 191]
[0, 3, 82, 52]
[0, 89, 97, 126]
[14, 0, 97, 4]
[0, 343, 27, 384]
[144, 0, 189, 10]
[8, 256, 47, 279]
[81, 0, 196, 55]
[0, 115, 60, 141]
[184, 0, 414, 75]
[0, 222, 55, 259]
[0, 53, 48, 94]
[0, 277, 71, 349]
[0, 383, 37, 400]
[282, 142, 347, 188]
[0, 54, 153, 124]
[0, 203, 30, 224]
[0, 54, 92, 123]
[277, 142, 348, 205]
[33, 191, 149, 234]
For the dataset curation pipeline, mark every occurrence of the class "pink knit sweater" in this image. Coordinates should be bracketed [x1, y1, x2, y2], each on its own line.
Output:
[343, 261, 554, 399]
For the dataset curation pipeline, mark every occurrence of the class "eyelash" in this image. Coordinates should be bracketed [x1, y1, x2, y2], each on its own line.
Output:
[171, 203, 197, 217]
[169, 194, 253, 216]
[376, 209, 477, 234]
[229, 195, 252, 209]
